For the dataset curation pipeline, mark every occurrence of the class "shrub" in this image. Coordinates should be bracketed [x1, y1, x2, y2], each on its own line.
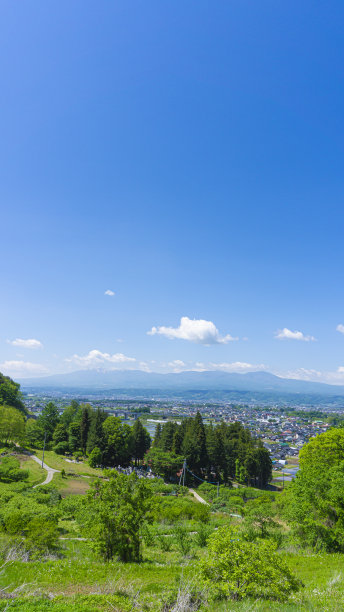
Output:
[200, 526, 301, 601]
[174, 523, 192, 556]
[53, 441, 69, 455]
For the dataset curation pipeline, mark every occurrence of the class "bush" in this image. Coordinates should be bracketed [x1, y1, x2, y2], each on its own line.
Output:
[53, 441, 69, 455]
[88, 446, 102, 468]
[200, 526, 301, 601]
[174, 523, 192, 556]
[194, 522, 213, 548]
[0, 456, 29, 483]
[25, 516, 59, 553]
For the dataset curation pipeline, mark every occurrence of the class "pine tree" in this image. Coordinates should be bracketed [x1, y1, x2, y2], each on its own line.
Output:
[194, 411, 208, 471]
[153, 423, 162, 447]
[80, 405, 92, 454]
[132, 419, 150, 465]
[87, 408, 106, 454]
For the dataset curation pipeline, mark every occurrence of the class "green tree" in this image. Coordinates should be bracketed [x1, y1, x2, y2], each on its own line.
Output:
[80, 405, 92, 454]
[38, 402, 60, 442]
[0, 405, 25, 444]
[25, 418, 45, 448]
[285, 429, 344, 551]
[53, 423, 68, 445]
[102, 417, 133, 466]
[88, 446, 102, 467]
[0, 372, 26, 414]
[145, 447, 184, 481]
[132, 419, 151, 465]
[87, 408, 107, 454]
[68, 421, 81, 453]
[80, 471, 153, 561]
[153, 422, 162, 447]
[200, 526, 300, 601]
[60, 401, 80, 428]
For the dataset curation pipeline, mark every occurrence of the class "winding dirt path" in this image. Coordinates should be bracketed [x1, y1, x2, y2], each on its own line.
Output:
[30, 454, 60, 488]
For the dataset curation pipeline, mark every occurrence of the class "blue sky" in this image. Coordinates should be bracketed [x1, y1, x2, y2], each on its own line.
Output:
[1, 1, 344, 383]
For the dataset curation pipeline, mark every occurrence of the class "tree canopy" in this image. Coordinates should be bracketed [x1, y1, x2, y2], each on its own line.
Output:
[0, 372, 26, 414]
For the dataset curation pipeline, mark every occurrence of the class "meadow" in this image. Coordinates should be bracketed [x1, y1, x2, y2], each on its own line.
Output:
[1, 449, 344, 611]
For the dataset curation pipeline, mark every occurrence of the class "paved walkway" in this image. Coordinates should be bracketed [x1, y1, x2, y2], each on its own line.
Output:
[30, 454, 60, 488]
[189, 488, 210, 505]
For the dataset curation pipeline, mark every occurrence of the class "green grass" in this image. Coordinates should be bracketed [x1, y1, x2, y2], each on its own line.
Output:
[18, 455, 46, 486]
[51, 472, 93, 496]
[33, 450, 103, 477]
[2, 534, 344, 611]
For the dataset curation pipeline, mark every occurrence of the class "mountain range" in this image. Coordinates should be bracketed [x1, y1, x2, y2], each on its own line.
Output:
[19, 369, 344, 397]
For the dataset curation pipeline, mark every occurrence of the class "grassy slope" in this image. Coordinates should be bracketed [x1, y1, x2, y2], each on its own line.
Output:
[1, 450, 343, 611]
[18, 455, 46, 486]
[33, 450, 102, 477]
[1, 543, 344, 611]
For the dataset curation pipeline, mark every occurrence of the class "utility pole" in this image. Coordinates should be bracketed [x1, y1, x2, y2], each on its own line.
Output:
[42, 431, 47, 468]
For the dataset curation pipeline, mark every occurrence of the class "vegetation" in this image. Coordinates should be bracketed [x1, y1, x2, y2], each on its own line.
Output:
[148, 415, 272, 486]
[2, 373, 344, 609]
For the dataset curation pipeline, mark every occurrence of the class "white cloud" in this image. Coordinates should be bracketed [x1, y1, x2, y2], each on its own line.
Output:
[336, 324, 344, 335]
[65, 349, 136, 369]
[167, 359, 186, 372]
[274, 328, 316, 342]
[208, 361, 267, 373]
[0, 360, 49, 377]
[148, 316, 237, 345]
[104, 289, 115, 296]
[7, 338, 43, 349]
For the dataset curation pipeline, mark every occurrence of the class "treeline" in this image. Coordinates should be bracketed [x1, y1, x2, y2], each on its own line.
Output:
[146, 412, 272, 487]
[25, 401, 151, 466]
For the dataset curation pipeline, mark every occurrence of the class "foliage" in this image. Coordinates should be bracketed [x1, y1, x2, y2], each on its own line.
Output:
[154, 414, 272, 486]
[285, 429, 344, 551]
[200, 526, 301, 601]
[152, 495, 210, 524]
[79, 471, 153, 562]
[0, 456, 28, 483]
[145, 447, 184, 480]
[132, 418, 151, 464]
[37, 402, 60, 442]
[0, 405, 26, 445]
[88, 446, 102, 467]
[0, 372, 26, 414]
[25, 418, 44, 448]
[173, 523, 192, 556]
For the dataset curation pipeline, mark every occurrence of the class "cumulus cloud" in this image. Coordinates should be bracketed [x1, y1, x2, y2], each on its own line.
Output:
[65, 349, 136, 369]
[274, 328, 316, 342]
[167, 359, 186, 372]
[148, 316, 237, 345]
[7, 338, 43, 349]
[208, 361, 267, 373]
[336, 324, 344, 334]
[104, 289, 115, 296]
[0, 360, 48, 377]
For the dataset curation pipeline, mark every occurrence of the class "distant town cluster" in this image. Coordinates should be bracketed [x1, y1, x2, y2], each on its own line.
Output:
[23, 391, 335, 468]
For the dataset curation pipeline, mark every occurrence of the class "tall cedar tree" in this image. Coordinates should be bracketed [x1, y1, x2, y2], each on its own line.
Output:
[153, 423, 162, 447]
[132, 419, 151, 465]
[80, 405, 92, 454]
[87, 408, 107, 454]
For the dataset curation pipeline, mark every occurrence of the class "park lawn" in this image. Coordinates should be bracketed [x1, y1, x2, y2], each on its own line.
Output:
[19, 456, 46, 486]
[1, 546, 344, 611]
[51, 472, 94, 497]
[33, 450, 103, 477]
